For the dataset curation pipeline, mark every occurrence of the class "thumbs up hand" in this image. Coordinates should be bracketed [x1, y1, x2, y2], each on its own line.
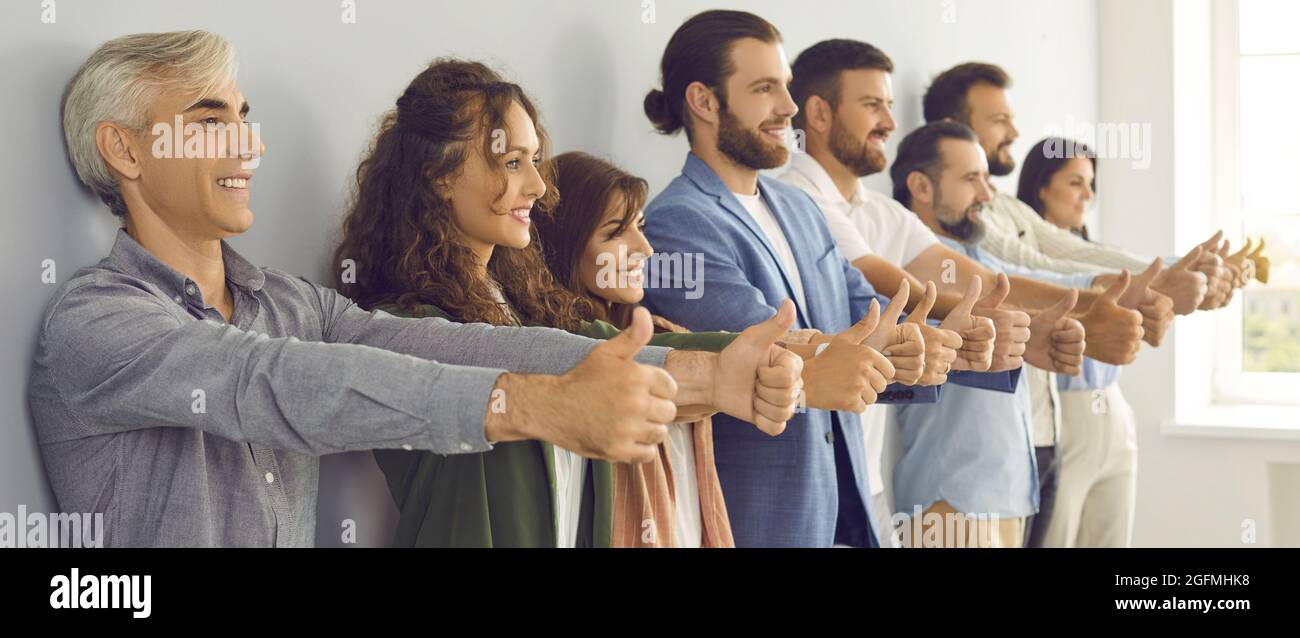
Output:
[1152, 245, 1209, 315]
[1025, 290, 1086, 376]
[971, 273, 1030, 372]
[1249, 238, 1270, 284]
[935, 277, 995, 372]
[801, 300, 896, 412]
[865, 281, 928, 386]
[525, 306, 677, 463]
[1118, 257, 1175, 347]
[713, 300, 805, 435]
[1078, 271, 1144, 365]
[1195, 232, 1234, 310]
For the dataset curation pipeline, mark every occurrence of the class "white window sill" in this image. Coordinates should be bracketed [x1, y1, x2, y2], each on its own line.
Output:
[1164, 404, 1300, 441]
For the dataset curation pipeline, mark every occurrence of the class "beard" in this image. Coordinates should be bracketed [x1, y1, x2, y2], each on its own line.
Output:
[828, 119, 887, 177]
[934, 191, 987, 244]
[987, 140, 1016, 176]
[717, 106, 790, 170]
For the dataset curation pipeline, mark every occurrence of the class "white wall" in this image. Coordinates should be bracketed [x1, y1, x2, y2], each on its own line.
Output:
[0, 0, 1099, 547]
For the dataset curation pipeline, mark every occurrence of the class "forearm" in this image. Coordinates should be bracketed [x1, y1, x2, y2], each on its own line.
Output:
[320, 284, 671, 372]
[1006, 275, 1085, 313]
[56, 318, 504, 456]
[663, 350, 716, 408]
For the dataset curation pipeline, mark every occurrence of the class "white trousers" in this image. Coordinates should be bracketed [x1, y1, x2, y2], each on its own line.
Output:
[1042, 383, 1138, 547]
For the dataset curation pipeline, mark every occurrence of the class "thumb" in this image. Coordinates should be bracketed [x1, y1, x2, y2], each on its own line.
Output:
[745, 298, 797, 346]
[1231, 238, 1254, 260]
[1218, 239, 1231, 258]
[1041, 288, 1079, 322]
[1099, 270, 1131, 305]
[1200, 230, 1224, 251]
[880, 279, 909, 327]
[839, 299, 881, 344]
[949, 276, 981, 319]
[905, 281, 939, 324]
[975, 273, 1011, 310]
[599, 306, 653, 360]
[1250, 237, 1266, 258]
[1172, 245, 1203, 271]
[1135, 257, 1162, 287]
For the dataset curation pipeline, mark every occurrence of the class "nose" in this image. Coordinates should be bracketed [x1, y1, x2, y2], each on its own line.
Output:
[634, 228, 654, 259]
[1007, 119, 1020, 142]
[975, 177, 993, 203]
[240, 121, 265, 163]
[777, 84, 799, 120]
[881, 105, 897, 132]
[524, 161, 546, 200]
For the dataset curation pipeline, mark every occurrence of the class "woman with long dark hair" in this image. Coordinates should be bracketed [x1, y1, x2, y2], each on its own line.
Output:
[1016, 138, 1138, 548]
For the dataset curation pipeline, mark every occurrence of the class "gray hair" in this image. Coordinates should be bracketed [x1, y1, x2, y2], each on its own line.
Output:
[61, 30, 237, 217]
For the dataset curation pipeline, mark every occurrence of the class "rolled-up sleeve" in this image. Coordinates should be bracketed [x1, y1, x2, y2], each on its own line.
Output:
[34, 277, 506, 456]
[307, 281, 670, 371]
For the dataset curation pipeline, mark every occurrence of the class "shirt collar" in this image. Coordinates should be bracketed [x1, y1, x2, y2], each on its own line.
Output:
[787, 153, 866, 207]
[106, 228, 267, 299]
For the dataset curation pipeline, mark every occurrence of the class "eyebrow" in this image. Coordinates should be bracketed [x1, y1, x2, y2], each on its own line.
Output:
[504, 145, 541, 155]
[184, 98, 251, 117]
[747, 75, 788, 89]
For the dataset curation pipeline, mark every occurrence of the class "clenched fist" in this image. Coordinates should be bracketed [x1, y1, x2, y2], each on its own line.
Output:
[1118, 257, 1175, 347]
[803, 299, 895, 412]
[865, 280, 929, 386]
[972, 273, 1029, 372]
[1078, 271, 1144, 365]
[1025, 290, 1086, 376]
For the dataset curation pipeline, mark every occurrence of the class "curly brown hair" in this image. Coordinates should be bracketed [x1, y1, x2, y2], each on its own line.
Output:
[333, 58, 592, 331]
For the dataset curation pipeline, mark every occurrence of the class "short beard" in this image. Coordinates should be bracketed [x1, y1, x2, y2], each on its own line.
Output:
[828, 119, 886, 177]
[934, 190, 986, 243]
[988, 142, 1016, 176]
[717, 106, 789, 171]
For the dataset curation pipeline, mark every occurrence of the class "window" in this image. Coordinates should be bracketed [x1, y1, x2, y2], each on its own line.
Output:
[1210, 0, 1300, 405]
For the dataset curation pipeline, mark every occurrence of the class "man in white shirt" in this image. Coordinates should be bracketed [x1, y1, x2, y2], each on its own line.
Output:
[919, 61, 1234, 314]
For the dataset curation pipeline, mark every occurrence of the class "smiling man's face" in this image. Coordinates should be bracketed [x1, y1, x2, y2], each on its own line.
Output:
[128, 77, 264, 238]
[827, 68, 897, 177]
[714, 37, 798, 171]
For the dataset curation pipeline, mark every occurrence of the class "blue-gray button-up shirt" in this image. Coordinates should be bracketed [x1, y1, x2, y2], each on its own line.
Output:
[27, 230, 669, 547]
[891, 237, 1095, 519]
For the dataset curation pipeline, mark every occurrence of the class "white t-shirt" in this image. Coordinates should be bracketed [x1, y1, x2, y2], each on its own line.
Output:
[666, 424, 702, 548]
[779, 153, 939, 268]
[552, 447, 587, 548]
[733, 190, 809, 313]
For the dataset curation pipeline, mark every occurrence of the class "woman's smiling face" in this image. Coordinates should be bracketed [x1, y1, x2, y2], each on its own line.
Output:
[580, 192, 654, 305]
[442, 100, 546, 263]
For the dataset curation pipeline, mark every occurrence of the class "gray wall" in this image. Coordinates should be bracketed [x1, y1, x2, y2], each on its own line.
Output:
[0, 0, 1098, 546]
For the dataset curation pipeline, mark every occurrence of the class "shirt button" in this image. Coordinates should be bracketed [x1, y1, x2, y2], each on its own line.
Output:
[264, 472, 275, 484]
[825, 430, 835, 444]
[173, 295, 183, 304]
[185, 284, 198, 296]
[401, 444, 413, 451]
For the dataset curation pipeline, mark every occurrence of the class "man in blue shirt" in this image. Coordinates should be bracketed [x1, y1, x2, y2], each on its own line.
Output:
[885, 120, 1147, 547]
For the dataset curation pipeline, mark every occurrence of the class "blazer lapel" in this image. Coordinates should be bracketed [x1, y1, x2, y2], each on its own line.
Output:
[682, 154, 811, 327]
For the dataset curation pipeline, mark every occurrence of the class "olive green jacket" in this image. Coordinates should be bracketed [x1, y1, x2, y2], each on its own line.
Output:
[372, 303, 736, 547]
